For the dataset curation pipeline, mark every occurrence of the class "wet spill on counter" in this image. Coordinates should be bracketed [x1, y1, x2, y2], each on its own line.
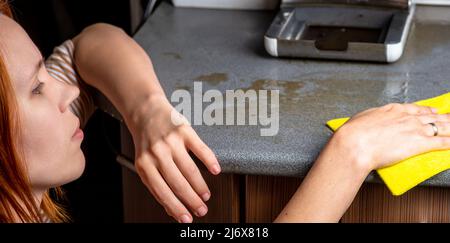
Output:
[194, 73, 229, 86]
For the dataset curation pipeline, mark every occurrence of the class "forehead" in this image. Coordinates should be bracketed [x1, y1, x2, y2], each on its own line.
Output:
[0, 15, 42, 90]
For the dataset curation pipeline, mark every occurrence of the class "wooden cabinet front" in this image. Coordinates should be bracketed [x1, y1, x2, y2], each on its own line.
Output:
[121, 168, 450, 223]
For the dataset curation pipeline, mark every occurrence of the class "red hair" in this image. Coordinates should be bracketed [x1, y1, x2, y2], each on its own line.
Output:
[0, 0, 68, 223]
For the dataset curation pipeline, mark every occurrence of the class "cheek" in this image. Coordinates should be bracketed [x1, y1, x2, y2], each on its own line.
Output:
[19, 102, 85, 188]
[22, 106, 67, 160]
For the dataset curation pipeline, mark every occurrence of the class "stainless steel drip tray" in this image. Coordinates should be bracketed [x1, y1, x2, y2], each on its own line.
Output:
[264, 5, 415, 62]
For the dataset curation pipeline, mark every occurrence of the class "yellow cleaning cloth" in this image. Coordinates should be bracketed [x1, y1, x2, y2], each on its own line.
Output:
[327, 92, 450, 196]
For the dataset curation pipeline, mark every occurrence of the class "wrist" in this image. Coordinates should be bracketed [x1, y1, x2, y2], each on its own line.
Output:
[328, 128, 375, 176]
[125, 92, 168, 135]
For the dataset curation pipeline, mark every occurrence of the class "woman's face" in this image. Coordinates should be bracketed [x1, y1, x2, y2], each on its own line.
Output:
[0, 15, 85, 193]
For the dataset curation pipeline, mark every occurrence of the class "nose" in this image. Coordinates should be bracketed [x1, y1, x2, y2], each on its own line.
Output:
[58, 82, 80, 114]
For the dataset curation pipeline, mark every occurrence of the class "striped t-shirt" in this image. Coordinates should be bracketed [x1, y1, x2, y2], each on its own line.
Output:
[45, 40, 95, 128]
[39, 40, 96, 223]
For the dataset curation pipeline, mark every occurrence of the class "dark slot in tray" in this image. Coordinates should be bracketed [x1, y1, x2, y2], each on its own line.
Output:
[303, 26, 385, 51]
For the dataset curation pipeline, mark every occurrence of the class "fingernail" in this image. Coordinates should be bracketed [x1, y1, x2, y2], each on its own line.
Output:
[212, 164, 221, 175]
[196, 206, 208, 217]
[179, 214, 192, 223]
[202, 192, 211, 202]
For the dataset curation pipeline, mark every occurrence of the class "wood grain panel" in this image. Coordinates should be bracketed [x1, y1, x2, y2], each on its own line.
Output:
[121, 166, 241, 223]
[246, 175, 450, 223]
[341, 183, 450, 223]
[245, 175, 303, 223]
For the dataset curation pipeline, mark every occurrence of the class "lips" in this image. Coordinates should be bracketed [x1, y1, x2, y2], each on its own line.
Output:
[72, 120, 84, 140]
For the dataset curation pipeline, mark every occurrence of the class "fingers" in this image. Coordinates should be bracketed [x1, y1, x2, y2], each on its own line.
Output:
[416, 114, 450, 124]
[170, 137, 211, 202]
[182, 127, 221, 175]
[425, 136, 450, 151]
[418, 122, 450, 151]
[422, 122, 450, 137]
[152, 143, 209, 219]
[406, 104, 437, 115]
[384, 103, 437, 115]
[135, 153, 193, 223]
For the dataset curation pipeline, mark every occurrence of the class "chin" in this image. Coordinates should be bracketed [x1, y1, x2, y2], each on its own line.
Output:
[55, 152, 86, 187]
[67, 152, 86, 183]
[30, 151, 87, 191]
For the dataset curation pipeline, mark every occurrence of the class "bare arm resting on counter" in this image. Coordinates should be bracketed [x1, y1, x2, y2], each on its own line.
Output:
[276, 104, 450, 222]
[71, 24, 221, 223]
[70, 24, 450, 223]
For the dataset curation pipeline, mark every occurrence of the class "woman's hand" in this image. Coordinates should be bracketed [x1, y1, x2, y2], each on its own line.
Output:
[72, 24, 220, 223]
[334, 103, 450, 171]
[128, 94, 221, 223]
[276, 103, 450, 222]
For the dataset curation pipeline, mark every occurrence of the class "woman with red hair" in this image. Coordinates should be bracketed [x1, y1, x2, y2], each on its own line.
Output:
[0, 1, 220, 223]
[1, 1, 450, 223]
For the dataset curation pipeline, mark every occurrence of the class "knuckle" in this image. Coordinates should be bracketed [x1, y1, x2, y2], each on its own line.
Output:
[135, 158, 155, 174]
[151, 141, 171, 157]
[401, 114, 420, 125]
[184, 163, 201, 179]
[428, 114, 439, 120]
[165, 133, 182, 147]
[178, 125, 193, 138]
[416, 106, 431, 115]
[186, 164, 200, 175]
[168, 179, 186, 195]
[381, 103, 393, 111]
[397, 115, 414, 125]
[165, 207, 184, 220]
[197, 142, 211, 154]
[163, 207, 174, 217]
[154, 188, 171, 206]
[407, 115, 420, 124]
[177, 123, 191, 131]
[385, 103, 402, 111]
[134, 162, 145, 174]
[424, 106, 433, 113]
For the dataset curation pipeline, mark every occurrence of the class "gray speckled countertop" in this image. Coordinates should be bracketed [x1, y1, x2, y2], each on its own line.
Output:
[117, 2, 450, 187]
